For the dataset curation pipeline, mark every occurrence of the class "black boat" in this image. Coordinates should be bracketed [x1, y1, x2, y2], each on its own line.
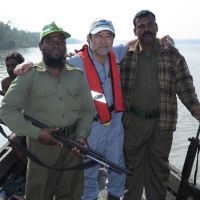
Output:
[0, 124, 199, 200]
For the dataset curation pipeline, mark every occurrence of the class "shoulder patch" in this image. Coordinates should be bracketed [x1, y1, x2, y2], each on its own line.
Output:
[33, 61, 42, 68]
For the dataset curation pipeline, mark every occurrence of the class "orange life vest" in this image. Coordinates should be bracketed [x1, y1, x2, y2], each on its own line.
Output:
[78, 45, 124, 124]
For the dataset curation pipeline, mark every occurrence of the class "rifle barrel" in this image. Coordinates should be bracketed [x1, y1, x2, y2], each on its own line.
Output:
[24, 114, 133, 176]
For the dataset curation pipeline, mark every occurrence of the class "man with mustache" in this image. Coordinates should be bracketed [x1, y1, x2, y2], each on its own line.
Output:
[120, 10, 200, 200]
[0, 22, 94, 200]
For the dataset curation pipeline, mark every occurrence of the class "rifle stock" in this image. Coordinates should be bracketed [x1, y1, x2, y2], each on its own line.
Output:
[23, 115, 133, 176]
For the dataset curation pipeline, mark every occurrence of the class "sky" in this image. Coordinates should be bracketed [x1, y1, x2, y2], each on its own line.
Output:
[1, 0, 200, 41]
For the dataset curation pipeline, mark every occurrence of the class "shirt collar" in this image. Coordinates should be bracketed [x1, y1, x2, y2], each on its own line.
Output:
[128, 38, 161, 54]
[36, 60, 71, 72]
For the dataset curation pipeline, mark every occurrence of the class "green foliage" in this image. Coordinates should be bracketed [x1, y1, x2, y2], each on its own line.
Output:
[0, 21, 82, 50]
[0, 21, 39, 50]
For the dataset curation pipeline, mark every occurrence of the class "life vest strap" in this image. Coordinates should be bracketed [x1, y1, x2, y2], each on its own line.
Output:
[93, 104, 114, 121]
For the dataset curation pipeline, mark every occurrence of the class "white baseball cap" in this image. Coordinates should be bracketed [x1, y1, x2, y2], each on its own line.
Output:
[89, 19, 115, 35]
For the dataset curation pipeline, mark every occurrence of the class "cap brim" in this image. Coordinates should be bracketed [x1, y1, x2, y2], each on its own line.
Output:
[40, 31, 71, 42]
[90, 27, 115, 34]
[62, 31, 71, 39]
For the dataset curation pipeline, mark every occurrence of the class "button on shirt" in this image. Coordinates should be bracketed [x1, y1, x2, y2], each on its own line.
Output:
[0, 62, 95, 139]
[131, 48, 160, 111]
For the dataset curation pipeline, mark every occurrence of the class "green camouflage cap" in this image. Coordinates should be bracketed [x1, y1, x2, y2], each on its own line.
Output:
[40, 22, 71, 41]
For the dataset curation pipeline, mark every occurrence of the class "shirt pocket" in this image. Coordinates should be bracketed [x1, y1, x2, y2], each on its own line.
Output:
[65, 87, 81, 110]
[32, 87, 57, 110]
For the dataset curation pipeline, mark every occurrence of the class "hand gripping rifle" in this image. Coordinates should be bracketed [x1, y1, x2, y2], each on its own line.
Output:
[176, 125, 200, 200]
[23, 115, 133, 176]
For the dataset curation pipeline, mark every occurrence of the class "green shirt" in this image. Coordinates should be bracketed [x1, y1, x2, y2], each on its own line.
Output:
[0, 62, 95, 139]
[131, 43, 160, 111]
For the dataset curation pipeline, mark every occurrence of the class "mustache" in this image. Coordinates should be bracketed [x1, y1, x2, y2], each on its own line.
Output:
[142, 31, 153, 37]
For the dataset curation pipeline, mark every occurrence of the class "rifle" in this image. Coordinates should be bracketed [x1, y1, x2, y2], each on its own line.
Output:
[176, 125, 200, 200]
[23, 115, 133, 176]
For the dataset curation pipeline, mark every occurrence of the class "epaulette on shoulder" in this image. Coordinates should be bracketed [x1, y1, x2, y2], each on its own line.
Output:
[66, 63, 82, 71]
[34, 62, 45, 71]
[32, 61, 42, 68]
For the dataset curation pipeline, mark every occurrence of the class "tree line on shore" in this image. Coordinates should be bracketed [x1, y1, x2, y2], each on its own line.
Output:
[0, 21, 82, 50]
[0, 21, 39, 50]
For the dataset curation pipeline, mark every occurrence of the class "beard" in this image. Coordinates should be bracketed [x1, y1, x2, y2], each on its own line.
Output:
[42, 52, 65, 69]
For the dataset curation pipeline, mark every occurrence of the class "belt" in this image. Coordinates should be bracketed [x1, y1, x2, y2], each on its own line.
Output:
[93, 105, 114, 121]
[60, 122, 77, 136]
[130, 106, 159, 119]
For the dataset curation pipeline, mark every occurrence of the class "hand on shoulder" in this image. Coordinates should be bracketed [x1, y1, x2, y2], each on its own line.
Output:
[160, 35, 175, 47]
[14, 61, 34, 76]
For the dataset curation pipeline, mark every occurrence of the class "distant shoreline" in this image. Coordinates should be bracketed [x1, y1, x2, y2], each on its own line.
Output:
[114, 39, 200, 45]
[175, 39, 200, 44]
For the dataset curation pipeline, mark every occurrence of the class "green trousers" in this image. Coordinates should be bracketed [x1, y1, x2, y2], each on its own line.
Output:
[25, 147, 83, 200]
[123, 113, 173, 200]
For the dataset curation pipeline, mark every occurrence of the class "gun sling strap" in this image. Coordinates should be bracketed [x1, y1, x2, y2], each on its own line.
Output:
[0, 120, 96, 171]
[0, 115, 133, 176]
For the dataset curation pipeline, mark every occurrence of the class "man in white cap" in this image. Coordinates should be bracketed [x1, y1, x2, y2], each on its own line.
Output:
[70, 19, 126, 200]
